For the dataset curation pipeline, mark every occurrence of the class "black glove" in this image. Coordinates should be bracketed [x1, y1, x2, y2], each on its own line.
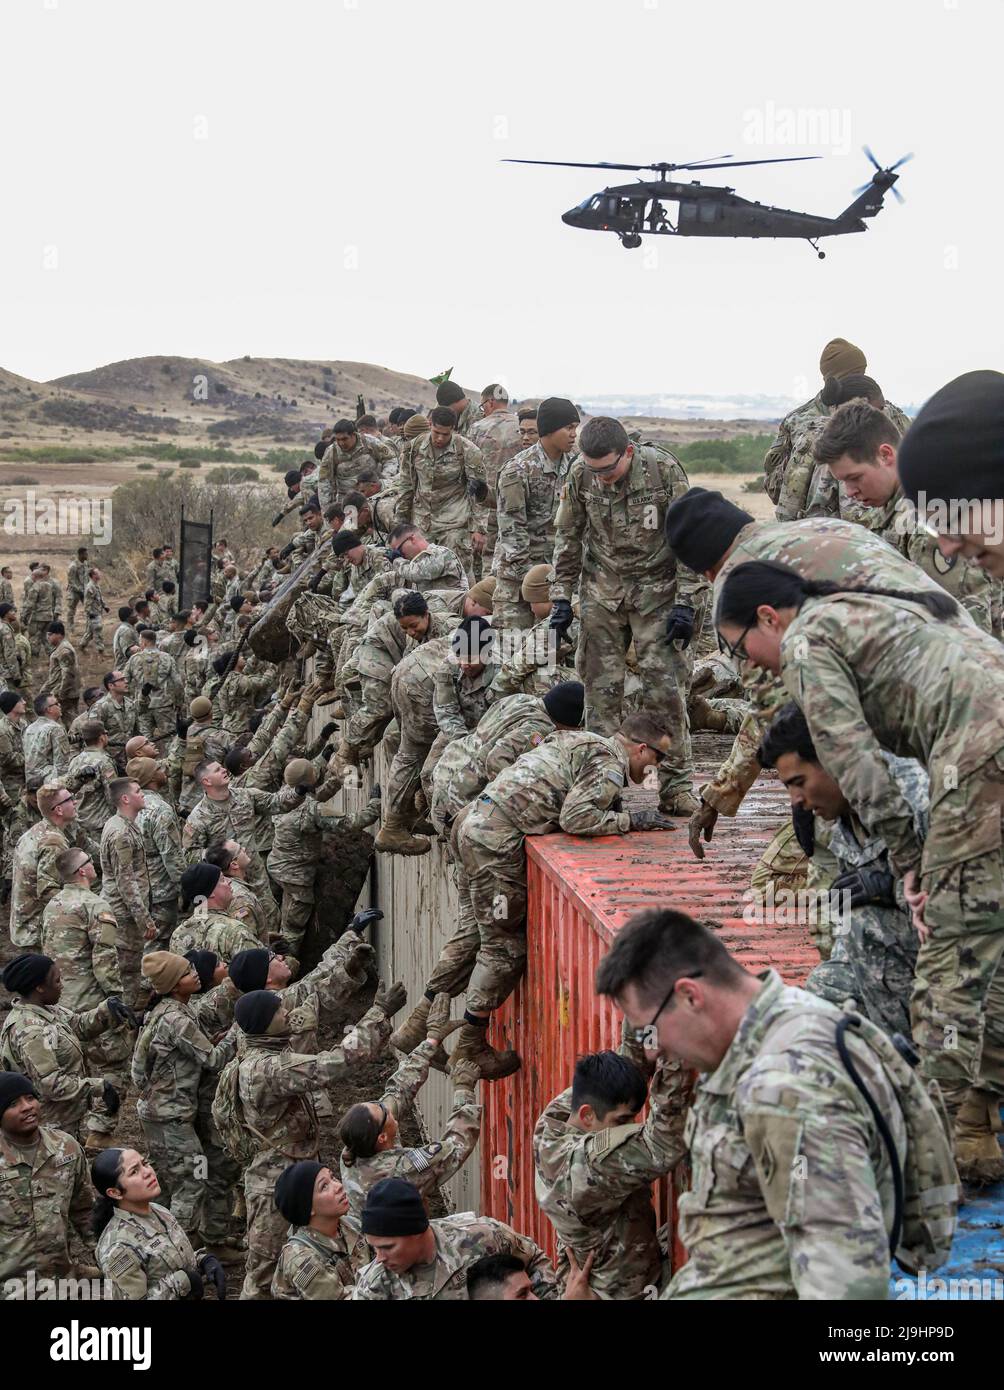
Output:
[106, 996, 138, 1029]
[351, 907, 384, 934]
[549, 599, 573, 636]
[385, 547, 403, 562]
[832, 864, 897, 909]
[467, 478, 489, 503]
[308, 569, 325, 592]
[102, 1081, 121, 1115]
[183, 1268, 205, 1301]
[75, 766, 99, 781]
[318, 721, 338, 742]
[628, 806, 675, 831]
[792, 804, 815, 858]
[198, 1254, 227, 1300]
[278, 540, 296, 561]
[321, 743, 335, 760]
[664, 604, 696, 648]
[271, 512, 285, 527]
[141, 682, 154, 698]
[270, 937, 294, 956]
[295, 782, 313, 796]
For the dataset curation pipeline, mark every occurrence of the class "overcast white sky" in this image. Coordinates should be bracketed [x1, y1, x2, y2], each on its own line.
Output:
[1, 0, 1002, 408]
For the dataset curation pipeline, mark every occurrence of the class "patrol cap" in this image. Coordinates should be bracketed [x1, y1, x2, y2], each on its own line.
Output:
[190, 695, 212, 719]
[126, 756, 159, 788]
[521, 564, 554, 605]
[274, 1160, 323, 1226]
[284, 758, 316, 789]
[663, 488, 754, 573]
[0, 1072, 39, 1118]
[360, 1177, 430, 1236]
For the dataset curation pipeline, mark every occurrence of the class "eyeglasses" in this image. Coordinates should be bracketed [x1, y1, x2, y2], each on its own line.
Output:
[586, 450, 625, 478]
[631, 971, 703, 1045]
[718, 622, 753, 662]
[376, 1101, 389, 1133]
[642, 743, 667, 765]
[49, 794, 76, 811]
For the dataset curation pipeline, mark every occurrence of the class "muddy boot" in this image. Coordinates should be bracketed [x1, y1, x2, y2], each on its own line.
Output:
[659, 789, 701, 817]
[84, 1132, 118, 1155]
[412, 817, 436, 836]
[375, 812, 431, 856]
[688, 694, 731, 733]
[390, 997, 431, 1052]
[448, 1020, 521, 1080]
[953, 1088, 1004, 1185]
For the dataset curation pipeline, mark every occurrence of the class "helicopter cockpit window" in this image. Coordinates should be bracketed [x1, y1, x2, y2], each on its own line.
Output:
[680, 201, 698, 221]
[699, 202, 719, 223]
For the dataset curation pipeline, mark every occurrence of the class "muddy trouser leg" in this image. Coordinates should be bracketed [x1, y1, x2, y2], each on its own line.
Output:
[460, 811, 528, 1013]
[195, 1105, 241, 1243]
[385, 729, 434, 822]
[116, 915, 148, 1012]
[277, 884, 314, 956]
[147, 897, 178, 953]
[806, 902, 918, 1040]
[424, 860, 482, 998]
[578, 594, 629, 740]
[139, 1117, 207, 1240]
[83, 1027, 134, 1136]
[241, 1163, 289, 1300]
[629, 603, 694, 800]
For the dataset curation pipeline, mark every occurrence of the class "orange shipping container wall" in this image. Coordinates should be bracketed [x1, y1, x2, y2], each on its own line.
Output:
[480, 774, 819, 1268]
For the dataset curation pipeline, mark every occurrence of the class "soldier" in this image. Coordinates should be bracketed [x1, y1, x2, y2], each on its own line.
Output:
[39, 622, 81, 726]
[0, 952, 132, 1144]
[552, 416, 706, 817]
[489, 563, 577, 698]
[40, 847, 135, 1153]
[64, 720, 117, 835]
[338, 996, 481, 1227]
[169, 863, 261, 960]
[91, 1147, 226, 1301]
[375, 635, 453, 855]
[2, 777, 41, 905]
[0, 565, 14, 607]
[0, 1073, 93, 1290]
[384, 522, 470, 594]
[66, 547, 90, 631]
[467, 1250, 594, 1300]
[0, 602, 20, 692]
[79, 566, 109, 652]
[534, 1039, 688, 1299]
[352, 1177, 557, 1301]
[267, 761, 380, 955]
[212, 979, 406, 1299]
[0, 690, 26, 829]
[89, 670, 139, 770]
[516, 405, 539, 447]
[394, 405, 488, 578]
[99, 777, 158, 1010]
[179, 694, 227, 814]
[129, 756, 185, 950]
[156, 579, 178, 624]
[125, 627, 181, 746]
[67, 685, 103, 750]
[131, 952, 239, 1255]
[9, 783, 91, 949]
[758, 703, 922, 1039]
[596, 907, 957, 1299]
[214, 652, 273, 738]
[21, 563, 61, 657]
[452, 712, 675, 1076]
[432, 616, 499, 752]
[434, 378, 479, 438]
[203, 839, 268, 941]
[715, 558, 1004, 1183]
[158, 610, 191, 664]
[145, 547, 175, 592]
[271, 1162, 358, 1300]
[493, 396, 579, 630]
[112, 608, 139, 668]
[317, 418, 397, 509]
[468, 384, 523, 567]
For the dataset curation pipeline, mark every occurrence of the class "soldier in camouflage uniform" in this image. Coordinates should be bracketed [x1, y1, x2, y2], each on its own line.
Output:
[452, 714, 674, 1076]
[124, 629, 181, 746]
[352, 1177, 557, 1301]
[597, 908, 956, 1299]
[0, 952, 130, 1144]
[65, 548, 89, 632]
[80, 567, 109, 653]
[64, 721, 117, 836]
[99, 777, 158, 1010]
[489, 564, 577, 698]
[179, 694, 227, 814]
[492, 397, 580, 631]
[716, 558, 1004, 1183]
[112, 609, 139, 669]
[0, 603, 20, 693]
[214, 654, 272, 738]
[2, 780, 40, 902]
[66, 687, 102, 752]
[40, 847, 135, 1150]
[21, 565, 61, 657]
[23, 692, 71, 784]
[282, 499, 326, 571]
[552, 417, 709, 815]
[0, 1074, 94, 1289]
[169, 865, 262, 962]
[375, 635, 453, 854]
[129, 756, 185, 950]
[394, 406, 487, 579]
[339, 995, 482, 1226]
[271, 1161, 360, 1300]
[39, 623, 80, 727]
[212, 978, 405, 1299]
[318, 420, 398, 509]
[0, 567, 13, 607]
[131, 952, 238, 1253]
[0, 692, 26, 875]
[267, 761, 380, 954]
[434, 378, 480, 438]
[468, 385, 523, 568]
[9, 783, 93, 949]
[534, 1034, 688, 1299]
[204, 840, 269, 942]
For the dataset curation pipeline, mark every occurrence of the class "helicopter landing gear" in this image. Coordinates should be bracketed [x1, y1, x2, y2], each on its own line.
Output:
[806, 238, 825, 259]
[620, 232, 643, 249]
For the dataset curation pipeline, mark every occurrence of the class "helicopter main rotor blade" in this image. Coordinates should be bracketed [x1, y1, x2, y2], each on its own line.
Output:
[671, 155, 822, 171]
[501, 158, 648, 171]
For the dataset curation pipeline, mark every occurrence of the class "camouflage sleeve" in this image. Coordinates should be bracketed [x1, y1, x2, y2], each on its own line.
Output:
[152, 803, 185, 889]
[103, 831, 155, 929]
[762, 419, 792, 504]
[394, 548, 452, 587]
[429, 1084, 482, 1184]
[88, 906, 124, 997]
[558, 749, 631, 836]
[312, 794, 380, 834]
[483, 726, 538, 781]
[349, 1263, 391, 1299]
[550, 465, 586, 602]
[243, 707, 309, 791]
[21, 586, 37, 622]
[181, 806, 208, 861]
[488, 630, 543, 699]
[246, 784, 303, 818]
[13, 1021, 101, 1109]
[494, 465, 531, 586]
[432, 662, 467, 742]
[52, 725, 72, 777]
[245, 699, 293, 764]
[190, 978, 238, 1036]
[393, 448, 416, 524]
[172, 1015, 238, 1072]
[69, 998, 119, 1043]
[68, 1141, 94, 1248]
[495, 1222, 559, 1300]
[783, 637, 924, 875]
[261, 1009, 392, 1095]
[381, 1038, 435, 1114]
[700, 709, 764, 816]
[99, 1243, 192, 1301]
[462, 437, 489, 535]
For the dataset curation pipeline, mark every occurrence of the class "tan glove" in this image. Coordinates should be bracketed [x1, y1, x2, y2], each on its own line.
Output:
[688, 800, 719, 860]
[450, 1057, 481, 1091]
[374, 979, 407, 1017]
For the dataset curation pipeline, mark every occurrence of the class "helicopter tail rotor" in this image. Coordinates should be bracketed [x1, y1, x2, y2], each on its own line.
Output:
[853, 146, 913, 196]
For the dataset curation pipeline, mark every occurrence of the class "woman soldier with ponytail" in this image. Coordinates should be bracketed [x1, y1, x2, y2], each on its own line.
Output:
[91, 1147, 227, 1301]
[716, 559, 1004, 1184]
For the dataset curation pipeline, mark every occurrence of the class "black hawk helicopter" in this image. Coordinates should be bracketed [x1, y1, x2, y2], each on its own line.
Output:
[504, 146, 911, 257]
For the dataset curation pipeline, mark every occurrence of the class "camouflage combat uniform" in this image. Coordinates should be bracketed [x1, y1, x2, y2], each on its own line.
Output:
[0, 997, 121, 1143]
[493, 442, 576, 630]
[339, 1040, 482, 1227]
[136, 787, 185, 950]
[64, 746, 117, 835]
[468, 407, 523, 564]
[113, 621, 139, 669]
[41, 883, 133, 1135]
[182, 785, 301, 933]
[99, 813, 156, 1010]
[21, 578, 60, 656]
[95, 1204, 201, 1300]
[22, 715, 71, 785]
[0, 618, 22, 691]
[0, 1124, 92, 1288]
[552, 443, 708, 803]
[178, 716, 228, 815]
[9, 816, 92, 950]
[383, 638, 452, 823]
[80, 578, 107, 652]
[169, 909, 261, 961]
[124, 646, 181, 744]
[457, 730, 631, 1012]
[215, 666, 273, 739]
[271, 1225, 357, 1300]
[66, 558, 88, 630]
[88, 693, 138, 770]
[489, 619, 577, 699]
[39, 638, 81, 723]
[0, 715, 25, 871]
[318, 434, 398, 509]
[394, 430, 488, 580]
[352, 1213, 557, 1301]
[341, 610, 457, 759]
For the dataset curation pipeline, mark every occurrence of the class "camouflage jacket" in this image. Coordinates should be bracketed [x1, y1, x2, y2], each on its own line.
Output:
[169, 909, 262, 961]
[0, 998, 117, 1134]
[493, 442, 577, 587]
[267, 793, 380, 887]
[271, 1226, 356, 1300]
[64, 748, 117, 834]
[182, 784, 301, 864]
[41, 884, 123, 1011]
[431, 693, 556, 831]
[394, 431, 488, 536]
[179, 718, 228, 813]
[225, 877, 269, 941]
[39, 640, 81, 704]
[83, 579, 107, 619]
[489, 618, 577, 699]
[340, 1040, 482, 1227]
[22, 716, 71, 785]
[95, 1204, 200, 1301]
[215, 667, 273, 737]
[343, 611, 458, 751]
[773, 396, 911, 521]
[468, 408, 523, 514]
[88, 694, 138, 757]
[0, 1125, 92, 1284]
[66, 560, 88, 597]
[135, 789, 185, 904]
[132, 995, 237, 1123]
[478, 729, 632, 838]
[319, 434, 398, 508]
[98, 813, 153, 931]
[534, 1054, 688, 1300]
[113, 623, 139, 668]
[352, 1214, 558, 1301]
[0, 715, 24, 813]
[22, 579, 60, 625]
[552, 444, 707, 615]
[390, 638, 452, 744]
[392, 542, 469, 593]
[125, 648, 181, 708]
[0, 622, 20, 687]
[10, 818, 91, 950]
[432, 653, 499, 742]
[666, 969, 905, 1300]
